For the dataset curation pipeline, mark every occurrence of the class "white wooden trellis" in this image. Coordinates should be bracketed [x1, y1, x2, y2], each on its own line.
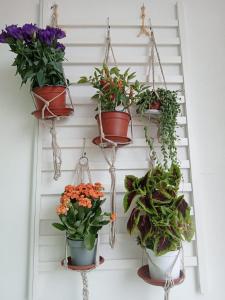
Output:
[28, 1, 206, 299]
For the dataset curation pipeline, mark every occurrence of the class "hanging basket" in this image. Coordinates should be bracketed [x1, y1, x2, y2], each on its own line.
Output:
[32, 85, 74, 119]
[93, 111, 131, 146]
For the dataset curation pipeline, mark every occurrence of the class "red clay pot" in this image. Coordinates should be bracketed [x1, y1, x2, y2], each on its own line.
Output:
[32, 85, 66, 110]
[95, 111, 131, 137]
[150, 100, 161, 110]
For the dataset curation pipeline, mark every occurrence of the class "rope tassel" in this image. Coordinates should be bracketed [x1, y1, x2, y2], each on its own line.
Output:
[49, 119, 62, 180]
[81, 272, 89, 300]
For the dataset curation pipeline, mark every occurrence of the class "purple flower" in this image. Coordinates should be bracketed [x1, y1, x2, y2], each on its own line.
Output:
[0, 30, 7, 43]
[5, 24, 23, 40]
[46, 26, 66, 39]
[22, 23, 38, 42]
[37, 28, 54, 45]
[56, 42, 65, 51]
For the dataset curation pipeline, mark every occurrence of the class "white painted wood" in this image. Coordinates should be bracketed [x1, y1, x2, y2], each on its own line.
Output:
[63, 55, 182, 65]
[177, 1, 206, 294]
[29, 1, 202, 298]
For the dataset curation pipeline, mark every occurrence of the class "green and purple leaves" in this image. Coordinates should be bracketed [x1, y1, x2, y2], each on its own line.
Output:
[123, 164, 195, 256]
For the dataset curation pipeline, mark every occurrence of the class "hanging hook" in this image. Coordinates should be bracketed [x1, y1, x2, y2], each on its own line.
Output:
[137, 4, 151, 37]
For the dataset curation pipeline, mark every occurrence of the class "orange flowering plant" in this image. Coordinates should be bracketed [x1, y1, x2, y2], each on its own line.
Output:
[52, 182, 113, 250]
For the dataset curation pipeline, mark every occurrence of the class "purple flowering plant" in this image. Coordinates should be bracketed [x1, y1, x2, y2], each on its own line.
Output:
[0, 24, 68, 88]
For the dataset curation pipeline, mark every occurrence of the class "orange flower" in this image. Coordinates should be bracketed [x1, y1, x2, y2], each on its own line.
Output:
[110, 212, 117, 222]
[56, 204, 69, 215]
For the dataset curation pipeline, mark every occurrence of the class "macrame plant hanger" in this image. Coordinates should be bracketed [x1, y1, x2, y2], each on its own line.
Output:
[62, 138, 102, 300]
[138, 7, 168, 169]
[137, 6, 185, 299]
[96, 18, 133, 248]
[31, 3, 74, 180]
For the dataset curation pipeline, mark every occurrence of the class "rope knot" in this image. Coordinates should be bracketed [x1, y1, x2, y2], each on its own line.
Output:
[109, 166, 116, 173]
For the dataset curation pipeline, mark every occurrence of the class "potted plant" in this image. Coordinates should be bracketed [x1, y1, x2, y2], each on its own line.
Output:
[78, 64, 145, 144]
[123, 164, 194, 280]
[52, 182, 115, 266]
[0, 23, 71, 118]
[136, 88, 181, 168]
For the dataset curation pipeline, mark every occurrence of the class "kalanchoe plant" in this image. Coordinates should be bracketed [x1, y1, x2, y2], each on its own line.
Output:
[0, 24, 68, 88]
[78, 64, 146, 112]
[123, 164, 194, 256]
[53, 183, 115, 250]
[136, 88, 181, 168]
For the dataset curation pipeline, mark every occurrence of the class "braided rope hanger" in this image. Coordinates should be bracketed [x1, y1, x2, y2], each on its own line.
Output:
[62, 139, 100, 300]
[31, 4, 74, 180]
[97, 18, 134, 248]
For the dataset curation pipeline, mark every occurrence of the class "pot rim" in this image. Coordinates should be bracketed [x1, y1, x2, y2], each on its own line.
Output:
[32, 85, 67, 91]
[95, 110, 131, 120]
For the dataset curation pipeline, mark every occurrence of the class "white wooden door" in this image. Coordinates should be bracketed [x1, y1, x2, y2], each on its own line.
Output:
[29, 1, 205, 299]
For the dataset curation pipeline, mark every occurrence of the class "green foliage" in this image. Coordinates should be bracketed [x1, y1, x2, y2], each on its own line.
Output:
[136, 88, 181, 168]
[52, 199, 111, 250]
[123, 164, 194, 256]
[6, 35, 67, 88]
[78, 64, 147, 112]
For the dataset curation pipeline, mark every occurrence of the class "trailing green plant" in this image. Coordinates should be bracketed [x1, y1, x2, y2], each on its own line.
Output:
[78, 64, 146, 112]
[136, 88, 181, 168]
[123, 164, 194, 256]
[0, 24, 68, 88]
[52, 183, 115, 250]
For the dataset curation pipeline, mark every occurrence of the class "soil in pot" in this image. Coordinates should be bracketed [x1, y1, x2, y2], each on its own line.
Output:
[67, 239, 97, 266]
[32, 85, 66, 111]
[95, 111, 131, 138]
[146, 248, 181, 280]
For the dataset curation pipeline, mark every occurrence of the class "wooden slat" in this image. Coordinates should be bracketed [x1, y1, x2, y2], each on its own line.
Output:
[38, 256, 197, 272]
[65, 38, 180, 47]
[42, 137, 188, 149]
[41, 182, 192, 196]
[41, 160, 190, 172]
[55, 116, 187, 127]
[63, 55, 182, 66]
[59, 21, 179, 29]
[70, 75, 184, 85]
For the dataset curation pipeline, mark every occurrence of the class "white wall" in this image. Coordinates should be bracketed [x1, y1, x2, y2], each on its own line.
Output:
[0, 0, 225, 299]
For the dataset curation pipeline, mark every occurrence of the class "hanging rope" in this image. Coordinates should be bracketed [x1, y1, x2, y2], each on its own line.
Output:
[81, 272, 89, 300]
[49, 119, 62, 180]
[50, 4, 59, 28]
[145, 246, 185, 300]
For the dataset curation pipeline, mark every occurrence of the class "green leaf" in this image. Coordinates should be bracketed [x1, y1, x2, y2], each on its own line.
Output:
[78, 76, 88, 84]
[84, 233, 96, 250]
[36, 69, 45, 86]
[52, 223, 66, 231]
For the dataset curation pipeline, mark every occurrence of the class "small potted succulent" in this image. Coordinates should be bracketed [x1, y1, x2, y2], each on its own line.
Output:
[53, 182, 115, 266]
[136, 88, 181, 168]
[123, 164, 194, 280]
[0, 24, 71, 118]
[78, 64, 145, 145]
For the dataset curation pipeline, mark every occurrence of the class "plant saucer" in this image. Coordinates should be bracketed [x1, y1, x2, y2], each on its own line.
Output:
[137, 265, 185, 287]
[92, 135, 131, 148]
[32, 107, 74, 119]
[61, 256, 104, 271]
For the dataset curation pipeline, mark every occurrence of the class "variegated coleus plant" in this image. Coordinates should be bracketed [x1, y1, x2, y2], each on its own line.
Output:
[123, 164, 194, 256]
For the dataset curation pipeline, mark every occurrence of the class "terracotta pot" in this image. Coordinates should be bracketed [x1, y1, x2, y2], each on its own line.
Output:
[95, 111, 131, 137]
[32, 85, 66, 110]
[150, 100, 161, 110]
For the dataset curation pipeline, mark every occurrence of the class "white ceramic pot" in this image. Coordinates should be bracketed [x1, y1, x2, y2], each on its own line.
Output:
[146, 248, 181, 280]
